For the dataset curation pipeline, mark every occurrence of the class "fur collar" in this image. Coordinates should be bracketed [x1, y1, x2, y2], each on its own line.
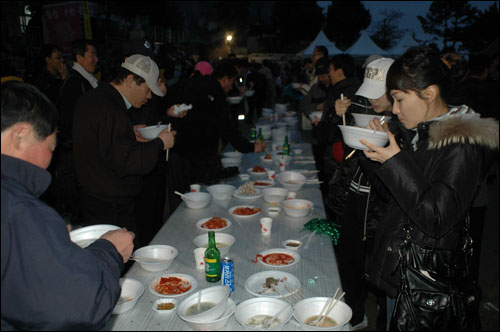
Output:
[428, 114, 499, 150]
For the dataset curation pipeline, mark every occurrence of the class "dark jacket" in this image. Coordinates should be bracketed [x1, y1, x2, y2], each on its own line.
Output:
[168, 75, 254, 183]
[57, 69, 94, 148]
[298, 81, 329, 118]
[72, 83, 164, 202]
[31, 68, 63, 105]
[363, 107, 499, 298]
[1, 154, 123, 330]
[317, 77, 361, 145]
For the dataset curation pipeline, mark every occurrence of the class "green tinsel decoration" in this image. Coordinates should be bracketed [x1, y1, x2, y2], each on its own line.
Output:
[303, 218, 341, 245]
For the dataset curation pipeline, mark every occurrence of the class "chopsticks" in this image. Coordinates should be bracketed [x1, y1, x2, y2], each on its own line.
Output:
[166, 123, 171, 161]
[341, 94, 346, 125]
[314, 288, 346, 327]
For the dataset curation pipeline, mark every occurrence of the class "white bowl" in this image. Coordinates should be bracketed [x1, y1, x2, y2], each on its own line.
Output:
[275, 103, 288, 112]
[261, 108, 274, 116]
[222, 151, 243, 159]
[177, 285, 230, 323]
[113, 278, 145, 314]
[181, 192, 211, 209]
[153, 298, 177, 314]
[221, 157, 241, 168]
[282, 239, 303, 250]
[272, 154, 292, 167]
[192, 233, 235, 256]
[267, 207, 281, 217]
[245, 90, 256, 97]
[285, 111, 296, 118]
[293, 297, 352, 331]
[136, 124, 169, 140]
[235, 297, 292, 331]
[309, 111, 323, 121]
[283, 117, 298, 125]
[227, 96, 243, 104]
[133, 245, 178, 272]
[207, 184, 236, 200]
[178, 298, 236, 331]
[262, 187, 289, 204]
[282, 199, 313, 218]
[70, 224, 121, 248]
[338, 125, 389, 151]
[277, 171, 307, 191]
[239, 174, 250, 180]
[293, 149, 303, 155]
[351, 113, 390, 128]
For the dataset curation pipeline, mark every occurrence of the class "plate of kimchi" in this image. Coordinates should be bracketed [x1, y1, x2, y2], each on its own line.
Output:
[228, 205, 262, 219]
[252, 248, 300, 268]
[150, 274, 197, 297]
[247, 165, 269, 176]
[196, 216, 232, 232]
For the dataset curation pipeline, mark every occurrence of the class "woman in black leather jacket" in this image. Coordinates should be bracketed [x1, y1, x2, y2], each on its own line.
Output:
[360, 47, 499, 330]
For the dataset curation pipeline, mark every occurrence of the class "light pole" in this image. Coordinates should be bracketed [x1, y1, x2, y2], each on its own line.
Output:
[226, 34, 233, 54]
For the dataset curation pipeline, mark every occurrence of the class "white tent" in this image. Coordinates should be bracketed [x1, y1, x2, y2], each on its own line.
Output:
[299, 30, 342, 56]
[345, 30, 388, 56]
[388, 31, 421, 56]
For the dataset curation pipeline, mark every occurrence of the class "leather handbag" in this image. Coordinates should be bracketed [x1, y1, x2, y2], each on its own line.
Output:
[389, 219, 482, 331]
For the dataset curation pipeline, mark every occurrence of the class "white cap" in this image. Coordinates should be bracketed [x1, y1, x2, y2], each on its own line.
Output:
[121, 54, 164, 97]
[356, 57, 394, 99]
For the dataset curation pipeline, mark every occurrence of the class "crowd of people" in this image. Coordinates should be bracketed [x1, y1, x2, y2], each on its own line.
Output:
[1, 35, 499, 331]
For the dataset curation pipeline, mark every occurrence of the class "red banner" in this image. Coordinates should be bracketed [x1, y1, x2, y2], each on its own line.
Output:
[44, 2, 83, 53]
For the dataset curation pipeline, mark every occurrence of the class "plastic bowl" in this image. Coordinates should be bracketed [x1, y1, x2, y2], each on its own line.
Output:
[282, 199, 314, 218]
[293, 297, 352, 331]
[262, 187, 289, 204]
[132, 245, 178, 272]
[177, 285, 230, 323]
[113, 278, 145, 314]
[282, 239, 303, 250]
[221, 157, 241, 168]
[351, 113, 390, 128]
[275, 103, 288, 112]
[136, 124, 169, 140]
[235, 297, 292, 331]
[181, 192, 211, 209]
[245, 90, 256, 97]
[153, 298, 177, 314]
[222, 151, 243, 159]
[178, 298, 236, 331]
[207, 184, 236, 200]
[192, 233, 235, 256]
[338, 125, 389, 151]
[277, 171, 307, 191]
[309, 111, 323, 121]
[227, 96, 243, 104]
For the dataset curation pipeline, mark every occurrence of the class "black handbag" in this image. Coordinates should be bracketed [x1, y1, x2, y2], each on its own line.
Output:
[389, 219, 482, 331]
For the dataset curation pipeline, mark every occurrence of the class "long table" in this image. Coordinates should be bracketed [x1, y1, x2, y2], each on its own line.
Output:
[105, 124, 350, 331]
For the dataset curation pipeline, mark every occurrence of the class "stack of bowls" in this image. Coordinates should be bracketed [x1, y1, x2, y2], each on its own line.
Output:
[221, 158, 241, 168]
[256, 124, 272, 140]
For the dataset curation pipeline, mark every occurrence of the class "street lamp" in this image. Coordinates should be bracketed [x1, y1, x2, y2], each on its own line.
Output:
[226, 34, 233, 55]
[226, 34, 233, 42]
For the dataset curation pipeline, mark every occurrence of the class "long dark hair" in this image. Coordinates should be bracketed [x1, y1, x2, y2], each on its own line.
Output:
[386, 47, 454, 103]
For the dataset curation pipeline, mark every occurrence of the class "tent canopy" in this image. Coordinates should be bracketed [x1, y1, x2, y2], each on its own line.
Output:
[388, 31, 421, 56]
[299, 30, 342, 56]
[345, 30, 388, 56]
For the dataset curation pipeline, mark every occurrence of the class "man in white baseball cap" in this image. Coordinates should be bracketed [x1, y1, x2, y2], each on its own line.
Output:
[121, 54, 165, 98]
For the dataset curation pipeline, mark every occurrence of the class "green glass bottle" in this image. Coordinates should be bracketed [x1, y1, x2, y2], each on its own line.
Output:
[282, 135, 290, 155]
[205, 231, 221, 282]
[257, 128, 264, 142]
[250, 125, 257, 142]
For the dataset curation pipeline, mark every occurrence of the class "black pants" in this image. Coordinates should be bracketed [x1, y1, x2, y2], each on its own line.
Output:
[335, 188, 369, 326]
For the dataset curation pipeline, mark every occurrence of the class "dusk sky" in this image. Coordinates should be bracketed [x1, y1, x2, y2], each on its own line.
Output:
[316, 1, 498, 46]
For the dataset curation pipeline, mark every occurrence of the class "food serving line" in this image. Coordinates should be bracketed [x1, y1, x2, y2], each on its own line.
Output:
[104, 115, 351, 331]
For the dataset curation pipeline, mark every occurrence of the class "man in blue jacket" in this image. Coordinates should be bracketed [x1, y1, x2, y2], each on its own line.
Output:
[1, 81, 135, 330]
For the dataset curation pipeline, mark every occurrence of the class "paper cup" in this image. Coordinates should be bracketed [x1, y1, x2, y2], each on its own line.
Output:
[287, 192, 297, 200]
[193, 247, 205, 269]
[267, 170, 276, 181]
[260, 217, 273, 236]
[190, 184, 201, 192]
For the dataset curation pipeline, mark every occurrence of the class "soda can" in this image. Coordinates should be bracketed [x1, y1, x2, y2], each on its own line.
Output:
[221, 256, 234, 292]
